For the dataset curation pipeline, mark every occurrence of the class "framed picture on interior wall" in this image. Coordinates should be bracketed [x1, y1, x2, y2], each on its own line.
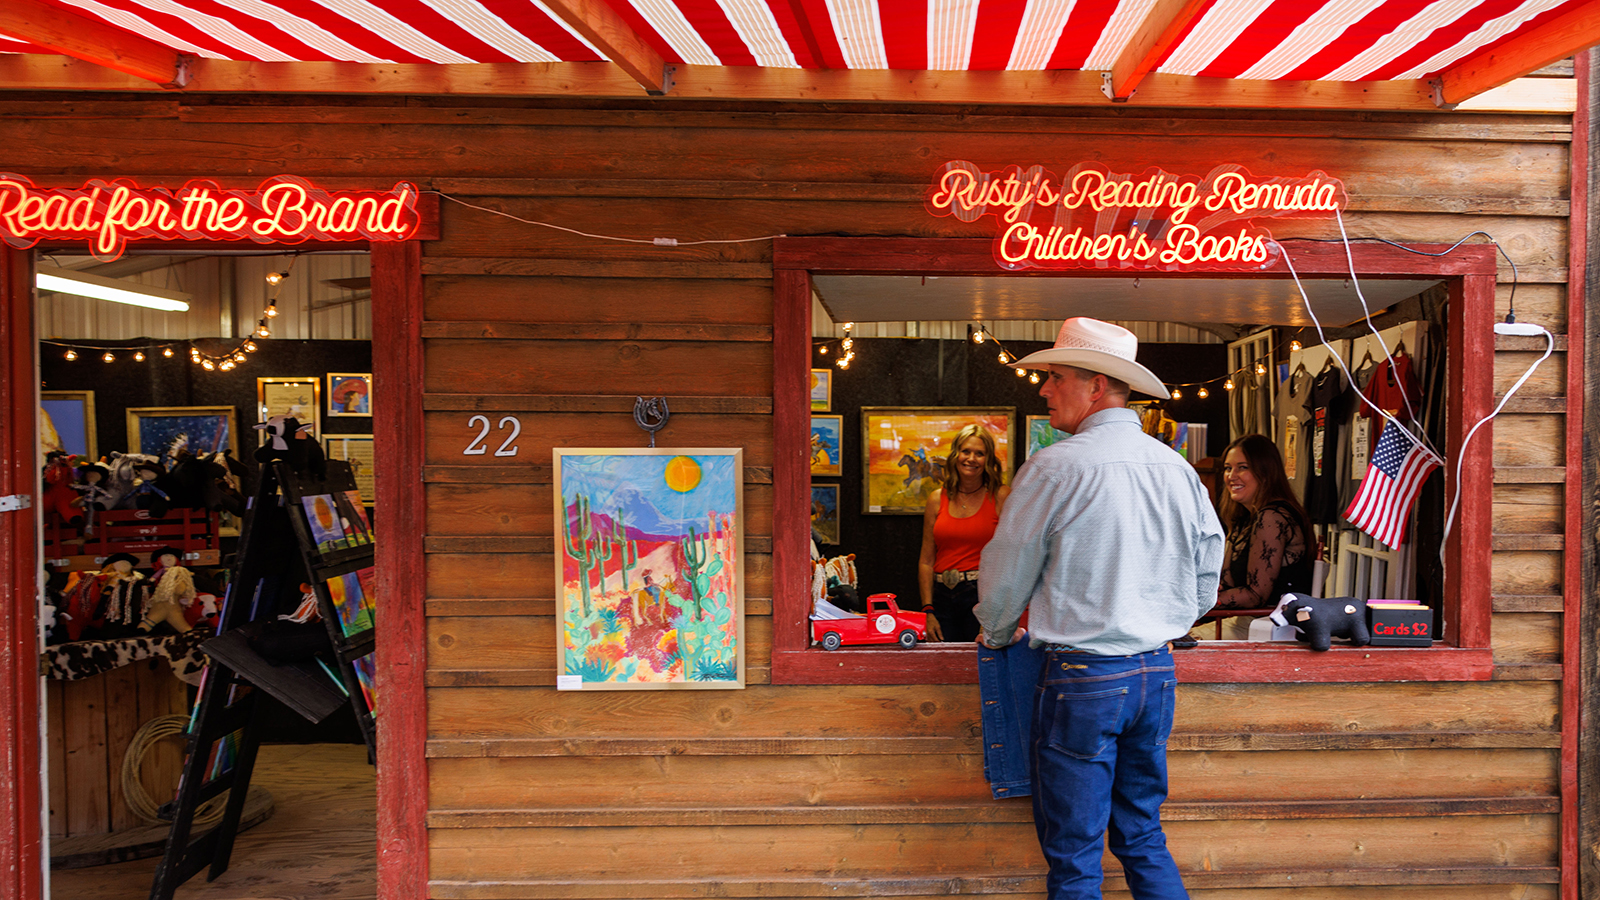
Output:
[811, 484, 840, 545]
[810, 415, 843, 477]
[327, 373, 372, 417]
[860, 406, 1014, 514]
[1025, 415, 1070, 458]
[257, 377, 321, 440]
[126, 406, 239, 462]
[553, 448, 745, 690]
[810, 368, 832, 411]
[325, 434, 376, 505]
[40, 390, 96, 460]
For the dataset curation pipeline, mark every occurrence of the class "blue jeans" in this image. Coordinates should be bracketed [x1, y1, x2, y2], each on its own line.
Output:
[1032, 646, 1186, 900]
[975, 638, 1044, 799]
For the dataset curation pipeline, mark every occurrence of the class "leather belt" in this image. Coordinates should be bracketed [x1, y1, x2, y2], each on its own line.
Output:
[937, 568, 979, 589]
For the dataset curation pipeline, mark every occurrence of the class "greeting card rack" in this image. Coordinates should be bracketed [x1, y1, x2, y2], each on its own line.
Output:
[150, 459, 376, 900]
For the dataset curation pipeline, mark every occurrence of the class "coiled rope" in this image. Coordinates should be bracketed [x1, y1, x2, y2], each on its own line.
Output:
[120, 714, 226, 828]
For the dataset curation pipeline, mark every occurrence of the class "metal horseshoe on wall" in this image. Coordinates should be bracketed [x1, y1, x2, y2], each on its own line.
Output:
[633, 396, 670, 447]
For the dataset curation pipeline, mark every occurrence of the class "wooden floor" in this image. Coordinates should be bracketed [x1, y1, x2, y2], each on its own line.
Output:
[50, 743, 376, 900]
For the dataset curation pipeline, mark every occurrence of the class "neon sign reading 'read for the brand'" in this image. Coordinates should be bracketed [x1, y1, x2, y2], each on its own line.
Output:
[926, 161, 1347, 272]
[0, 174, 421, 260]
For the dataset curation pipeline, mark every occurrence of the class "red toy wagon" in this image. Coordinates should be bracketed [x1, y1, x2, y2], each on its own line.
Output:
[811, 593, 927, 650]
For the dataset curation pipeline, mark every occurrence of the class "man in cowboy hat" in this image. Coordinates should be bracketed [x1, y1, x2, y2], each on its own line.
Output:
[976, 317, 1223, 900]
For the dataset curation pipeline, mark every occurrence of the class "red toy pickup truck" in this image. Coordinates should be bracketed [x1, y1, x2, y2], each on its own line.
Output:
[812, 593, 927, 650]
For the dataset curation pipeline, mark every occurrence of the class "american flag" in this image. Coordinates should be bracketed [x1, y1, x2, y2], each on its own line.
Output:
[1343, 421, 1440, 548]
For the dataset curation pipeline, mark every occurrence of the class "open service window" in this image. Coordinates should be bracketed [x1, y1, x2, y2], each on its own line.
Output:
[770, 237, 1497, 685]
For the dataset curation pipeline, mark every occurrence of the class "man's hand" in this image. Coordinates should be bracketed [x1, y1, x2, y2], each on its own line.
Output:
[977, 627, 1027, 649]
[925, 612, 944, 642]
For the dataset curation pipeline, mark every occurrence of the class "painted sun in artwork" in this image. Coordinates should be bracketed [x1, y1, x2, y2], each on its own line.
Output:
[664, 455, 702, 493]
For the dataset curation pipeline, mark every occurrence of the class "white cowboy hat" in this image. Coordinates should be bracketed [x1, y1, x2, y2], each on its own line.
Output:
[1011, 317, 1170, 399]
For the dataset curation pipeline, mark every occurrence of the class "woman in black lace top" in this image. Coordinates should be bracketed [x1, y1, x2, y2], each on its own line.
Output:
[1216, 434, 1315, 611]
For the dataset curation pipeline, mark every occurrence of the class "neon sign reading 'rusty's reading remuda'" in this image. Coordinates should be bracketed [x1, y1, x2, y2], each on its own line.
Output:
[926, 162, 1347, 271]
[0, 175, 421, 260]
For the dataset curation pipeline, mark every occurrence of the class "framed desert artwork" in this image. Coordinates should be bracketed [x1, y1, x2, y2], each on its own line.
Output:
[553, 448, 745, 691]
[860, 407, 1014, 514]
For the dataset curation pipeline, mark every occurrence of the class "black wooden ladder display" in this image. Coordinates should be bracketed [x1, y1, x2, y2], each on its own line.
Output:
[149, 460, 376, 900]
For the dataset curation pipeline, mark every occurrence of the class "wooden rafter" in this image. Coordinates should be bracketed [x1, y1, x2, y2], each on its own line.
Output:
[1435, 0, 1600, 106]
[0, 54, 1575, 114]
[1104, 0, 1210, 101]
[0, 0, 188, 87]
[535, 0, 667, 94]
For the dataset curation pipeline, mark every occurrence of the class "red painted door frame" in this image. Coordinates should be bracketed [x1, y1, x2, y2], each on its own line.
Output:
[0, 248, 42, 900]
[0, 240, 430, 900]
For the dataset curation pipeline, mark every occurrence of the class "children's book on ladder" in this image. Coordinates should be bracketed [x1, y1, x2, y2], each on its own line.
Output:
[150, 421, 376, 900]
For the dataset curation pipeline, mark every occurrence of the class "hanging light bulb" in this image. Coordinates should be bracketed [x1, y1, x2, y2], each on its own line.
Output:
[972, 329, 985, 344]
[201, 359, 216, 371]
[265, 304, 280, 318]
[1198, 387, 1209, 399]
[843, 322, 854, 332]
[1224, 379, 1235, 391]
[219, 360, 235, 371]
[997, 352, 1009, 364]
[1014, 368, 1026, 377]
[1028, 372, 1040, 384]
[134, 351, 145, 362]
[1289, 340, 1303, 352]
[819, 345, 829, 355]
[243, 340, 257, 352]
[162, 347, 174, 358]
[63, 349, 77, 361]
[233, 351, 247, 363]
[265, 271, 288, 286]
[841, 337, 852, 350]
[101, 351, 114, 363]
[836, 357, 849, 369]
[256, 321, 271, 338]
[1171, 388, 1182, 399]
[1255, 362, 1267, 376]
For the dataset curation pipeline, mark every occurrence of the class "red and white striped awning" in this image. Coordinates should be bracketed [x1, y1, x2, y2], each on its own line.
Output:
[2, 0, 1597, 108]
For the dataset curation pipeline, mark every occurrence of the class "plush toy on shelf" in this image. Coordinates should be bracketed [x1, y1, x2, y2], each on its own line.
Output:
[139, 546, 195, 634]
[1269, 592, 1371, 652]
[58, 552, 143, 641]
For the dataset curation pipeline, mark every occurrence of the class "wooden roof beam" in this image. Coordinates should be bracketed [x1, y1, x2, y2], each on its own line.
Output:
[1434, 0, 1600, 106]
[0, 0, 190, 87]
[535, 0, 669, 94]
[0, 56, 1573, 113]
[1103, 0, 1210, 101]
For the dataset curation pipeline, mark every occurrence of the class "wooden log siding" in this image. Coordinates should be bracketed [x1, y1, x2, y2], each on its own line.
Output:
[0, 86, 1580, 900]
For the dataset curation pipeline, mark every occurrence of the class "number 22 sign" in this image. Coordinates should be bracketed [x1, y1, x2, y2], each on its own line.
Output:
[463, 415, 521, 457]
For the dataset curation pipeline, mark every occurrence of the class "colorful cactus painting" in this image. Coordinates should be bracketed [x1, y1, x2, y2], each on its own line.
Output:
[554, 449, 743, 689]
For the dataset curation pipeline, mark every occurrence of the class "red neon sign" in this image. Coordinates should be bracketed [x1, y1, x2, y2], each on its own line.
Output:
[0, 175, 422, 260]
[925, 161, 1347, 272]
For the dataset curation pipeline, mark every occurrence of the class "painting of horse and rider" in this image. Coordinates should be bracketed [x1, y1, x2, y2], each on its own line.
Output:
[859, 407, 1014, 514]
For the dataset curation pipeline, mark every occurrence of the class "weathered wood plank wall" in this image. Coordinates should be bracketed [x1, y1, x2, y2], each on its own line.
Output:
[0, 92, 1574, 899]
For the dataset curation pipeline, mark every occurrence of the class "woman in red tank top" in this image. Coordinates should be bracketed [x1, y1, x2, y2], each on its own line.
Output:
[917, 425, 1011, 642]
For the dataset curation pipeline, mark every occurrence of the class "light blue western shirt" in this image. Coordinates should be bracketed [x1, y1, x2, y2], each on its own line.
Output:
[976, 407, 1224, 656]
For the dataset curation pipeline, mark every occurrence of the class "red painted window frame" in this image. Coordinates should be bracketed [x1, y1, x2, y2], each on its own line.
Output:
[771, 237, 1496, 685]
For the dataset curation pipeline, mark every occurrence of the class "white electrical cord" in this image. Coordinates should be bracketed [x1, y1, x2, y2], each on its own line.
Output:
[1275, 241, 1443, 466]
[1439, 321, 1554, 562]
[1275, 236, 1552, 561]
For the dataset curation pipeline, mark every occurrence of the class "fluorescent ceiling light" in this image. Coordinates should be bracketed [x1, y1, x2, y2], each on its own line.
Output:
[35, 266, 191, 312]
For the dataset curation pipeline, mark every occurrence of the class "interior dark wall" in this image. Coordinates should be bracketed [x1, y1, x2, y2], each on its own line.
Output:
[39, 338, 374, 465]
[814, 337, 1228, 604]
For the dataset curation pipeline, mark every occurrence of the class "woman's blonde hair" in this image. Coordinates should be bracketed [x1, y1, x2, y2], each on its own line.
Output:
[941, 424, 1003, 497]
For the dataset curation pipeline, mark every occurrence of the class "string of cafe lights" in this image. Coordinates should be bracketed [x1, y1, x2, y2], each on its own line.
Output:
[967, 324, 1306, 400]
[45, 256, 298, 372]
[814, 322, 856, 368]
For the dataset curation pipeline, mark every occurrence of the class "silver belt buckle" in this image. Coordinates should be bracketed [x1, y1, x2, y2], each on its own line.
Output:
[939, 569, 970, 589]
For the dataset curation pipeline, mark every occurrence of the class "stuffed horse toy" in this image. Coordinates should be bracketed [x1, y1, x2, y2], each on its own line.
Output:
[101, 452, 161, 511]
